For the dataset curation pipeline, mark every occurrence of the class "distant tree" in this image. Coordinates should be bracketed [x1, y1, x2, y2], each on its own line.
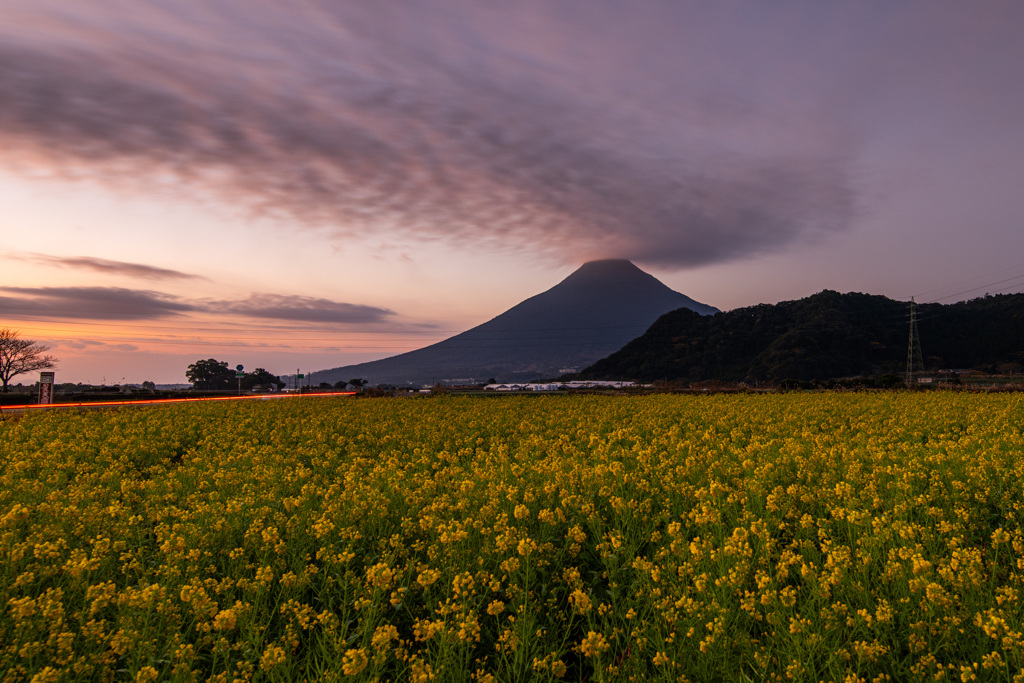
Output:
[348, 378, 367, 390]
[334, 380, 349, 391]
[0, 328, 58, 393]
[241, 368, 284, 391]
[141, 380, 156, 391]
[186, 359, 235, 390]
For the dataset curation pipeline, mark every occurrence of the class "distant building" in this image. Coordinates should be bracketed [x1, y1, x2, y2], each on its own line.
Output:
[562, 380, 636, 389]
[483, 380, 637, 392]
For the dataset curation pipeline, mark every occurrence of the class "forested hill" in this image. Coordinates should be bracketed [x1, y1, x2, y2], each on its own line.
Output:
[574, 290, 1024, 383]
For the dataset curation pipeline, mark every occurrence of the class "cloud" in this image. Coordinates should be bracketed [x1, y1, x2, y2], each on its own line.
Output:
[0, 286, 196, 320]
[0, 285, 395, 324]
[60, 339, 105, 350]
[8, 253, 202, 280]
[0, 0, 868, 269]
[57, 339, 139, 352]
[1, 2, 1020, 267]
[209, 294, 394, 324]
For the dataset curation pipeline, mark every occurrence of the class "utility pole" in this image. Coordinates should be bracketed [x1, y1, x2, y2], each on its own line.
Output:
[906, 298, 924, 386]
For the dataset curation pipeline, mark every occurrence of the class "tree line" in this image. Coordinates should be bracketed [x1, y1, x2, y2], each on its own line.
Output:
[186, 359, 367, 392]
[185, 359, 284, 391]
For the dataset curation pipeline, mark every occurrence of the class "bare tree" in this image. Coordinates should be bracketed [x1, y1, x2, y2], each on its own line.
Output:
[0, 328, 58, 392]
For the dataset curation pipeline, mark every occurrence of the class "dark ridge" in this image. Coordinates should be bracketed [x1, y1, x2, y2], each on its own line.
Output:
[574, 290, 1024, 383]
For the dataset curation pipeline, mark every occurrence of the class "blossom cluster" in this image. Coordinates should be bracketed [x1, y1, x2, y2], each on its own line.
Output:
[1, 392, 1023, 681]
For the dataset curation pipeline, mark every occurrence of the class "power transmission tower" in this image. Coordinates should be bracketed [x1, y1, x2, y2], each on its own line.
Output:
[906, 297, 924, 386]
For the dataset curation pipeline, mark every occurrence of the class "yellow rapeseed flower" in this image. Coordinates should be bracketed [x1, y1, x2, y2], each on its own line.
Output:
[342, 648, 369, 675]
[410, 658, 435, 683]
[260, 644, 287, 671]
[579, 631, 609, 658]
[570, 589, 592, 614]
[134, 667, 158, 683]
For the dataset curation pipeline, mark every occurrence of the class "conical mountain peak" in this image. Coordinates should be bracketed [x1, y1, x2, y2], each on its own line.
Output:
[576, 258, 642, 271]
[314, 261, 717, 385]
[514, 260, 714, 319]
[556, 259, 649, 287]
[567, 258, 665, 281]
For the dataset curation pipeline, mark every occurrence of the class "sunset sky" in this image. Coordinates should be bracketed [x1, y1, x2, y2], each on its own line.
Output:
[2, 1, 1023, 384]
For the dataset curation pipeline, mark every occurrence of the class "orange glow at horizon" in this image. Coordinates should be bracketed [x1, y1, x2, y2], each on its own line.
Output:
[0, 311, 478, 384]
[9, 317, 458, 351]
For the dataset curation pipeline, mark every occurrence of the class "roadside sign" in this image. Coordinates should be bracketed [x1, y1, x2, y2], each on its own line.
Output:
[38, 371, 55, 405]
[235, 373, 245, 378]
[297, 374, 304, 379]
[236, 364, 244, 372]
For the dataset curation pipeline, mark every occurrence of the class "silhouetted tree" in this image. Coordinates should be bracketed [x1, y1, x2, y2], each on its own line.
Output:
[241, 368, 285, 391]
[186, 359, 235, 390]
[0, 328, 57, 393]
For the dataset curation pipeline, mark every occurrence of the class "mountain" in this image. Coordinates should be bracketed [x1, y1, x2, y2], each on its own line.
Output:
[314, 260, 717, 386]
[574, 290, 1024, 383]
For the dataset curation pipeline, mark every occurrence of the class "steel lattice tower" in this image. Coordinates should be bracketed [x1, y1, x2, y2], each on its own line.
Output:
[906, 298, 924, 386]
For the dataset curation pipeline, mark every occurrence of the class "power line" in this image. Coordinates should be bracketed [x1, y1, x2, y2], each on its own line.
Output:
[911, 261, 1024, 301]
[924, 272, 1024, 304]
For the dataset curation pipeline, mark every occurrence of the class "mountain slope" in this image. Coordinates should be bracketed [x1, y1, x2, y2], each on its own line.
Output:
[575, 290, 1024, 383]
[316, 260, 717, 386]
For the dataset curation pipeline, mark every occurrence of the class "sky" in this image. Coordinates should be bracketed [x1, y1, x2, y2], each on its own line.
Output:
[1, 0, 1023, 384]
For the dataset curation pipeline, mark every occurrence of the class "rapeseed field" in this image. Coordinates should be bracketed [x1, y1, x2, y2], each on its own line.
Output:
[1, 393, 1023, 682]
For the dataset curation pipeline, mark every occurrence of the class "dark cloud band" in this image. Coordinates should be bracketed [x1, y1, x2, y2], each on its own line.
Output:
[0, 1, 862, 268]
[0, 286, 197, 320]
[208, 294, 394, 325]
[0, 286, 394, 324]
